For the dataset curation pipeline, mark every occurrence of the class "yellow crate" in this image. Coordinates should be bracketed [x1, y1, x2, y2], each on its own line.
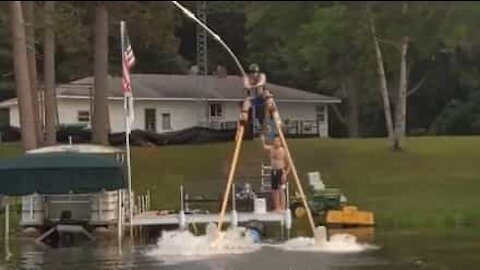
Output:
[326, 205, 374, 226]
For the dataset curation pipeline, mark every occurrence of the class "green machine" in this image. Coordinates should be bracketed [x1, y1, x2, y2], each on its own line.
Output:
[289, 172, 346, 219]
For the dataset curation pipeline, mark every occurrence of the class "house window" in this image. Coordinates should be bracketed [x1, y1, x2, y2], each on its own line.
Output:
[145, 108, 156, 132]
[316, 105, 326, 122]
[209, 103, 223, 118]
[162, 113, 171, 131]
[77, 111, 90, 123]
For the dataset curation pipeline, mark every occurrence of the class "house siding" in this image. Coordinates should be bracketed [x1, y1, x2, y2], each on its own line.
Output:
[6, 99, 331, 137]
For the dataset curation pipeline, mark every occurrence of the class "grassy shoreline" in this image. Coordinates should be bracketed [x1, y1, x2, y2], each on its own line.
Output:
[1, 136, 480, 228]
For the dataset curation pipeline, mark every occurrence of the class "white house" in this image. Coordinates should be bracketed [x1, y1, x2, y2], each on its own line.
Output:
[0, 73, 340, 137]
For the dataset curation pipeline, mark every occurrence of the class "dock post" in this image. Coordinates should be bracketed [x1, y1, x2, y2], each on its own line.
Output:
[117, 190, 122, 245]
[285, 209, 292, 240]
[139, 196, 142, 213]
[98, 192, 102, 222]
[180, 185, 184, 211]
[179, 185, 186, 230]
[280, 218, 284, 240]
[285, 183, 292, 239]
[29, 195, 33, 220]
[231, 183, 238, 228]
[147, 190, 151, 211]
[143, 195, 147, 212]
[4, 197, 11, 260]
[137, 196, 141, 213]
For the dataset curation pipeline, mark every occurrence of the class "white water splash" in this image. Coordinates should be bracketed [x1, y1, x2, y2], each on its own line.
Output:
[147, 225, 376, 265]
[146, 223, 261, 261]
[275, 226, 377, 253]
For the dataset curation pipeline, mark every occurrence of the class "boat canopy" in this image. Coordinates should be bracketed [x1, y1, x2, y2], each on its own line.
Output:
[26, 144, 124, 155]
[0, 153, 125, 196]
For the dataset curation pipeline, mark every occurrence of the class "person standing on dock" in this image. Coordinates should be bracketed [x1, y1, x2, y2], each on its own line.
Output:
[260, 133, 290, 212]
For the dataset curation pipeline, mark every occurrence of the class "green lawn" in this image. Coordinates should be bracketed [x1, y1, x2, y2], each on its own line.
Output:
[2, 136, 480, 228]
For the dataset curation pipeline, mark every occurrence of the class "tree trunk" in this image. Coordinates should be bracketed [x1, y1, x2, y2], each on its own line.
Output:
[43, 1, 56, 145]
[10, 1, 37, 151]
[22, 1, 43, 146]
[331, 80, 359, 138]
[331, 103, 349, 133]
[92, 2, 110, 145]
[346, 79, 359, 137]
[393, 36, 409, 150]
[369, 14, 394, 145]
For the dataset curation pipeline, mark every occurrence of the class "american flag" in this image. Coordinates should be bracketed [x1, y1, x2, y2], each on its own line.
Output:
[121, 22, 135, 132]
[122, 27, 136, 94]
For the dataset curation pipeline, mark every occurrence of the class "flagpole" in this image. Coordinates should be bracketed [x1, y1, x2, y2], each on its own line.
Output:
[120, 20, 134, 238]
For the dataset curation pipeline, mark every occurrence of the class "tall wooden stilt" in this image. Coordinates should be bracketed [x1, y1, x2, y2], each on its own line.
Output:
[272, 104, 316, 236]
[217, 125, 245, 231]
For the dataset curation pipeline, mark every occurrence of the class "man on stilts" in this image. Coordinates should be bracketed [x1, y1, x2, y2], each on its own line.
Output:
[172, 0, 317, 239]
[239, 64, 276, 141]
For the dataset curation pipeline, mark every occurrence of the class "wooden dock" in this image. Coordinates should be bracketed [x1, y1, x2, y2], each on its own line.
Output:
[129, 211, 286, 226]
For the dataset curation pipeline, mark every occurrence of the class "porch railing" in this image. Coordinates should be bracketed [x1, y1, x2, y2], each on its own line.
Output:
[201, 119, 325, 137]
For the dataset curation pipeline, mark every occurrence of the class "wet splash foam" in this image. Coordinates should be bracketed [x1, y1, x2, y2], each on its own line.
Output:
[276, 234, 375, 253]
[146, 224, 261, 260]
[146, 225, 376, 265]
[275, 227, 377, 253]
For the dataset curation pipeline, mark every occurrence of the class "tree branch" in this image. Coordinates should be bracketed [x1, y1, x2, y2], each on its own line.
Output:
[2, 71, 13, 78]
[407, 59, 414, 78]
[407, 75, 428, 97]
[378, 38, 401, 50]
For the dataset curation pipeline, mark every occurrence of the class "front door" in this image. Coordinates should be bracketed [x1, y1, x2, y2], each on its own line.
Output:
[316, 105, 328, 137]
[145, 108, 156, 132]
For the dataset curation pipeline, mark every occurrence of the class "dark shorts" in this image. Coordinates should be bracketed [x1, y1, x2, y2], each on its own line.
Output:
[251, 95, 265, 126]
[271, 169, 283, 190]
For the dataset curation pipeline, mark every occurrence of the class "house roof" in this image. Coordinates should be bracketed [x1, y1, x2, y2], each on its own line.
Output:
[0, 74, 340, 108]
[58, 74, 340, 102]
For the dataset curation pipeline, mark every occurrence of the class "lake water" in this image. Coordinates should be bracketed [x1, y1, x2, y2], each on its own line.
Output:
[1, 227, 480, 269]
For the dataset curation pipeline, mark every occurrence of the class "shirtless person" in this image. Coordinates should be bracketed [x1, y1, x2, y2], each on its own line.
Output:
[261, 134, 290, 212]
